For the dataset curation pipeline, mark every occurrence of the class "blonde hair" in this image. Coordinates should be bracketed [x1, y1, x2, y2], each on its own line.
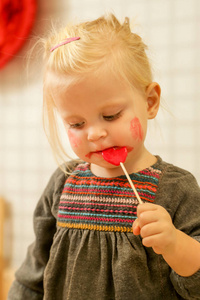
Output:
[42, 14, 153, 168]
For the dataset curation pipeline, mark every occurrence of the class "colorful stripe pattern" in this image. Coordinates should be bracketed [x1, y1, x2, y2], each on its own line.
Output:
[57, 163, 162, 232]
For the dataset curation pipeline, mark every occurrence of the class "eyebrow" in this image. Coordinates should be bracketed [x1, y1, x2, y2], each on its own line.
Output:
[60, 98, 127, 121]
[100, 102, 125, 111]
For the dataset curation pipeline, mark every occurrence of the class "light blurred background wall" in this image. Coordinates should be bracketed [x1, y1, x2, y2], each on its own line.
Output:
[0, 0, 200, 274]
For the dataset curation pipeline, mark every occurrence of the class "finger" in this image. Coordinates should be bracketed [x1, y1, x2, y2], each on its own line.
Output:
[142, 232, 163, 248]
[142, 235, 157, 248]
[137, 203, 157, 216]
[132, 219, 141, 235]
[138, 210, 159, 228]
[140, 222, 162, 239]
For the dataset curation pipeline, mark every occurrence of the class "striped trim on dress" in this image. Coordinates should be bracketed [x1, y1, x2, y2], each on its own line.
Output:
[57, 163, 162, 232]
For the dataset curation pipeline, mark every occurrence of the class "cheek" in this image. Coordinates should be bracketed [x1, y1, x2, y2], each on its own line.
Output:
[130, 117, 144, 141]
[68, 129, 82, 148]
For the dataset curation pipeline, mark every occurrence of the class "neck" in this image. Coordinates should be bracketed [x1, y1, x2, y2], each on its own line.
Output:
[124, 150, 157, 174]
[90, 149, 157, 178]
[91, 164, 125, 178]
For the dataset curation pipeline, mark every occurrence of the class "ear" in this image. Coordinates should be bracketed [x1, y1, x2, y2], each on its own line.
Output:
[146, 82, 161, 119]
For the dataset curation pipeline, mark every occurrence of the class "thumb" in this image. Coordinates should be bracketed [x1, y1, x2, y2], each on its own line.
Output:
[132, 219, 141, 235]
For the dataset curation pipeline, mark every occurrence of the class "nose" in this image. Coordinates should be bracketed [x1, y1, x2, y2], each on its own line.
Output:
[87, 124, 107, 142]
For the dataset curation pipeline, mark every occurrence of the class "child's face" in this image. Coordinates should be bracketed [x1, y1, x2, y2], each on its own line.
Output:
[52, 72, 159, 177]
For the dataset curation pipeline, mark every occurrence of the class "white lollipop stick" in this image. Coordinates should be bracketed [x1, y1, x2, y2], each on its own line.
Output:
[102, 147, 143, 204]
[120, 162, 143, 204]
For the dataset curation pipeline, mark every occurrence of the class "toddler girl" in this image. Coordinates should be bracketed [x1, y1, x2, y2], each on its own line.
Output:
[8, 14, 200, 300]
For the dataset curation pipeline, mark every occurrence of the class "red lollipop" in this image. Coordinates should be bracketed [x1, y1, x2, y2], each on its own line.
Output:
[102, 147, 127, 166]
[102, 146, 143, 204]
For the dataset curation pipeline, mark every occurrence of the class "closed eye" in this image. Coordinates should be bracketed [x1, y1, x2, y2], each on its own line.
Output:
[103, 111, 122, 121]
[69, 121, 85, 129]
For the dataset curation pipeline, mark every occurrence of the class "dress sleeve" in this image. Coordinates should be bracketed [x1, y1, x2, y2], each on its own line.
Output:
[7, 166, 67, 300]
[156, 165, 200, 300]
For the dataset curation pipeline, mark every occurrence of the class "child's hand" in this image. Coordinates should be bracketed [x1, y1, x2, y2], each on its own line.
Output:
[132, 203, 177, 255]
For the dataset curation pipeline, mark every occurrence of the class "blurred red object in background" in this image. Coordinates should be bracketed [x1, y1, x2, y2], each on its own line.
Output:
[0, 0, 37, 69]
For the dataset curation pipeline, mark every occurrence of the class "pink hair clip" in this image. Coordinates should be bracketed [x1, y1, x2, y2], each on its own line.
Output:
[50, 37, 80, 52]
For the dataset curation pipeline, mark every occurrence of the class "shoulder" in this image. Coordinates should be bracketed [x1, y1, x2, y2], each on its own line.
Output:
[50, 160, 80, 181]
[36, 160, 82, 217]
[155, 157, 200, 235]
[154, 157, 200, 210]
[43, 160, 82, 199]
[156, 156, 199, 190]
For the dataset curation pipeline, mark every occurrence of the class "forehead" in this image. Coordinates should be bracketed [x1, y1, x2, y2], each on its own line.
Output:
[44, 69, 145, 116]
[44, 70, 147, 123]
[44, 70, 79, 96]
[45, 68, 135, 97]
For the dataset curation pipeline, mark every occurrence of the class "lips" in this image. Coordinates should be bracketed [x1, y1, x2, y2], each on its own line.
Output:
[93, 146, 122, 155]
[85, 149, 104, 159]
[85, 146, 133, 160]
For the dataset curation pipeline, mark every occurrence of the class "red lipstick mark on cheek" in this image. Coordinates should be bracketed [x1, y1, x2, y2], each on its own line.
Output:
[130, 117, 144, 141]
[68, 130, 82, 148]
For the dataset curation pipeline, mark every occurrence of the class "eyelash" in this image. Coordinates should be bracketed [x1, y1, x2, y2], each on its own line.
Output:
[69, 122, 85, 129]
[103, 111, 122, 121]
[68, 111, 122, 129]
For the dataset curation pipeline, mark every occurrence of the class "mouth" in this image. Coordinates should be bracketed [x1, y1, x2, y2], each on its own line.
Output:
[85, 149, 105, 159]
[85, 146, 133, 159]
